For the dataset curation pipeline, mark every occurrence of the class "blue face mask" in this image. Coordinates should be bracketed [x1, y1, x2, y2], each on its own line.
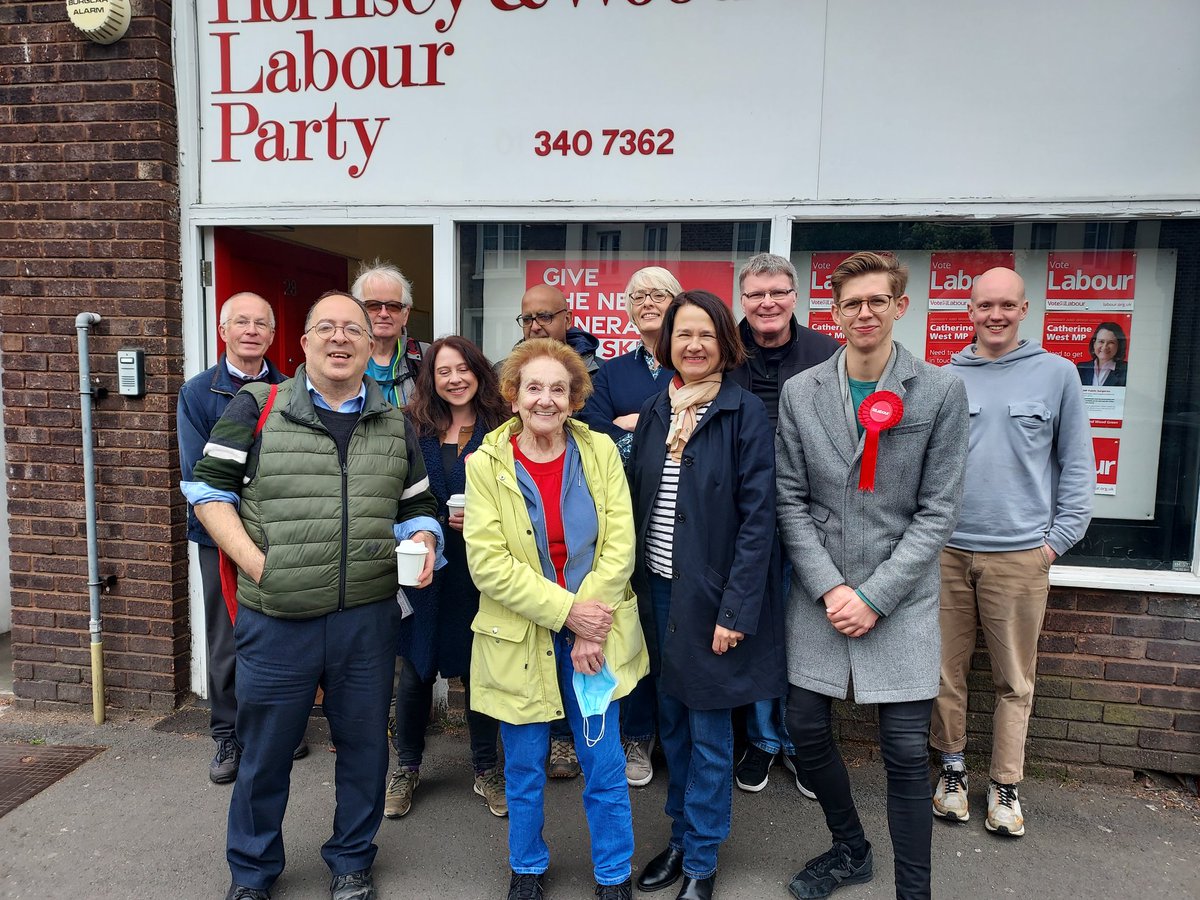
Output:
[572, 661, 618, 748]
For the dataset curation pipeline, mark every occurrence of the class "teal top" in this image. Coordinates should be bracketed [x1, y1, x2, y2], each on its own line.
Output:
[848, 377, 878, 437]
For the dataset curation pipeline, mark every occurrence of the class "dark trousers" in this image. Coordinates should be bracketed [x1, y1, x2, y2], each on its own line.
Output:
[787, 685, 934, 900]
[198, 544, 237, 742]
[227, 601, 399, 891]
[392, 660, 500, 773]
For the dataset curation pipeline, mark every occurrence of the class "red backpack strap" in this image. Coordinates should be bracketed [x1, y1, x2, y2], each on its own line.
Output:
[221, 382, 279, 625]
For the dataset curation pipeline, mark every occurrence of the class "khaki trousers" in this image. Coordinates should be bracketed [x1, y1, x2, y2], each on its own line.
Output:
[930, 546, 1051, 784]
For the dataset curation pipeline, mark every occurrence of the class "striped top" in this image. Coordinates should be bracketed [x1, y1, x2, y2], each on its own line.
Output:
[645, 402, 711, 579]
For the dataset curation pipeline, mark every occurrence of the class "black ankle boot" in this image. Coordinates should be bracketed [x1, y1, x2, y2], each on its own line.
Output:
[636, 846, 684, 893]
[676, 874, 715, 900]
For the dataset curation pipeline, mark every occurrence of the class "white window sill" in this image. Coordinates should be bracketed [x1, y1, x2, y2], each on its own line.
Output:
[1051, 565, 1200, 596]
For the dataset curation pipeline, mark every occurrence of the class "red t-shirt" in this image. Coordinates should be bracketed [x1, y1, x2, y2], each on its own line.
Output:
[512, 437, 568, 588]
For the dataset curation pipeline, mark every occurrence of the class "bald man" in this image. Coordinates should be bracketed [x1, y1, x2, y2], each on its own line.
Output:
[178, 292, 290, 784]
[512, 284, 604, 376]
[930, 267, 1094, 838]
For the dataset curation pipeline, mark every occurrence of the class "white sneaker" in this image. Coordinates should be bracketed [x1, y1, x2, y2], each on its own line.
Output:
[624, 738, 654, 787]
[933, 764, 970, 822]
[986, 780, 1025, 837]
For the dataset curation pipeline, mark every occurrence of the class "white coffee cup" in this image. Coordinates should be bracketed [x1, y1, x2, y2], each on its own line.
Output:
[446, 493, 466, 513]
[395, 538, 427, 586]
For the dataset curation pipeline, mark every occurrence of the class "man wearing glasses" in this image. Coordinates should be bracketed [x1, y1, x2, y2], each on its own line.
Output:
[184, 291, 443, 900]
[512, 283, 604, 377]
[776, 252, 967, 899]
[351, 259, 430, 407]
[729, 253, 838, 800]
[177, 292, 291, 785]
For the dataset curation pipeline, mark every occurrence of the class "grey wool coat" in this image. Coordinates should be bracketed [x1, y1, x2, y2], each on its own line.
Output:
[776, 342, 969, 704]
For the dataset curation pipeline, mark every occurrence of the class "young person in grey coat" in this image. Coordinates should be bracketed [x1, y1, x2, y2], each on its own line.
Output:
[776, 252, 969, 900]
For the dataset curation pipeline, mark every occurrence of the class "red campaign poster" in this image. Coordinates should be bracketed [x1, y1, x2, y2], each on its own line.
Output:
[808, 252, 855, 310]
[1043, 312, 1132, 428]
[924, 312, 975, 366]
[1093, 437, 1119, 496]
[927, 251, 1016, 311]
[1045, 251, 1137, 311]
[524, 259, 734, 359]
[808, 310, 846, 344]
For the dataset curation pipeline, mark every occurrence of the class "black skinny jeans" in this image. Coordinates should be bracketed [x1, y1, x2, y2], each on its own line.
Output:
[787, 685, 934, 900]
[392, 661, 500, 774]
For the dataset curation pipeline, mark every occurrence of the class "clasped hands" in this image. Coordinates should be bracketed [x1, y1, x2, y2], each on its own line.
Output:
[823, 584, 879, 638]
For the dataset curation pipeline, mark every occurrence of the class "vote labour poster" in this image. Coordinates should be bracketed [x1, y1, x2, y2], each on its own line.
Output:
[524, 260, 734, 359]
[1042, 251, 1136, 429]
[924, 312, 975, 366]
[807, 311, 846, 345]
[808, 252, 855, 310]
[1093, 437, 1120, 497]
[927, 251, 1016, 311]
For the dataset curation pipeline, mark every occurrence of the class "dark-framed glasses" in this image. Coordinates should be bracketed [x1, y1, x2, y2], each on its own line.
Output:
[308, 321, 367, 340]
[516, 309, 570, 327]
[834, 294, 894, 315]
[742, 288, 796, 302]
[628, 289, 674, 306]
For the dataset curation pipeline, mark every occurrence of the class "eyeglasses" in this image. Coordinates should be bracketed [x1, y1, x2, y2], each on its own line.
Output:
[516, 309, 570, 327]
[834, 294, 894, 315]
[364, 301, 408, 314]
[742, 288, 796, 303]
[224, 316, 274, 331]
[628, 289, 674, 306]
[308, 321, 367, 340]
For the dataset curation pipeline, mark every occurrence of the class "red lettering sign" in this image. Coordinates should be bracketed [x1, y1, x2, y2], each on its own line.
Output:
[808, 252, 854, 307]
[924, 312, 975, 366]
[807, 310, 846, 344]
[1093, 437, 1119, 496]
[1045, 251, 1136, 308]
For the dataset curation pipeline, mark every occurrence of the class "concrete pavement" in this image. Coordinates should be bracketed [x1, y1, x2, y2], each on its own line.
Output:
[0, 702, 1196, 900]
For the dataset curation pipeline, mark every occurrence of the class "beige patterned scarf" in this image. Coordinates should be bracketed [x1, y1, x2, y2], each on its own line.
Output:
[665, 373, 721, 462]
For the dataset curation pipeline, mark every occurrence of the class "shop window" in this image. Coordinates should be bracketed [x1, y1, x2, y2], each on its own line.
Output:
[459, 220, 770, 364]
[791, 219, 1200, 571]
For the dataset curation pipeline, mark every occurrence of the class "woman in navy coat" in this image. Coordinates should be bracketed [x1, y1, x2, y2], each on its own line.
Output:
[628, 291, 786, 900]
[387, 336, 512, 820]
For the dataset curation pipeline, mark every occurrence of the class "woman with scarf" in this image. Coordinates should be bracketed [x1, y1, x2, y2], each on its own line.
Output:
[385, 336, 512, 821]
[627, 291, 786, 900]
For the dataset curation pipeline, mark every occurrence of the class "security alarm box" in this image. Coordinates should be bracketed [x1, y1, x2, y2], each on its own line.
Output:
[116, 348, 146, 397]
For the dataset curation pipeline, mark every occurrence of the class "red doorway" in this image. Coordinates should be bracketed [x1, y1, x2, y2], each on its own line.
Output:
[212, 229, 350, 375]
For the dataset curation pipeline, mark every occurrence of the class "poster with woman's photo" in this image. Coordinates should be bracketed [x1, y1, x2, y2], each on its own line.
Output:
[1042, 313, 1133, 428]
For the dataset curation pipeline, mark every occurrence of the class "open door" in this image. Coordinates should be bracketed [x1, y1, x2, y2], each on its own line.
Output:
[212, 229, 350, 375]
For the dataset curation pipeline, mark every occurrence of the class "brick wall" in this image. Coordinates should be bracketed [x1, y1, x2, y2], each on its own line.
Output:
[834, 588, 1200, 777]
[0, 2, 186, 711]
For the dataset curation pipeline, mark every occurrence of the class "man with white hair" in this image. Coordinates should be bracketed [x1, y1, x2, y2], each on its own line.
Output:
[177, 292, 292, 784]
[351, 259, 430, 406]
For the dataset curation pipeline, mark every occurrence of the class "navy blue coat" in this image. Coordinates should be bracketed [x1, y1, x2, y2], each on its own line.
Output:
[578, 346, 674, 443]
[396, 425, 487, 681]
[628, 378, 786, 710]
[177, 354, 286, 546]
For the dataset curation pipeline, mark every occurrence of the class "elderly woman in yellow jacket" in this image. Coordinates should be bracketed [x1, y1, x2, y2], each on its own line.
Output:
[465, 338, 649, 900]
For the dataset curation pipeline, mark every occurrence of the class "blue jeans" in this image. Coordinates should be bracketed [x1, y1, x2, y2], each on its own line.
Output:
[650, 575, 733, 879]
[787, 685, 935, 900]
[500, 630, 633, 885]
[747, 696, 795, 756]
[228, 601, 398, 890]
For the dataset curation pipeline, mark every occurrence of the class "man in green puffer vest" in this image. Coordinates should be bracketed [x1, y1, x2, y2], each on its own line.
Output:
[184, 291, 442, 900]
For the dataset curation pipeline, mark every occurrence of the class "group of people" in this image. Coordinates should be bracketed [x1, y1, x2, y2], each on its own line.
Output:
[179, 251, 1094, 900]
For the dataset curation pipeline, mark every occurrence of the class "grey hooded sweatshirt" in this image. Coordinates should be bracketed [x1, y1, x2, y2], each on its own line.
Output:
[946, 340, 1095, 556]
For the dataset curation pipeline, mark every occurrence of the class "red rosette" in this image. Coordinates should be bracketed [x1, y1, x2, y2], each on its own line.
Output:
[857, 390, 904, 492]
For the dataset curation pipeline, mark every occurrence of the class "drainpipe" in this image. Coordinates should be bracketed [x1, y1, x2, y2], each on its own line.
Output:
[75, 312, 105, 725]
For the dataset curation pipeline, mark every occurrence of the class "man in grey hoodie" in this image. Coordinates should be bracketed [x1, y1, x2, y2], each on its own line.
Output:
[929, 267, 1094, 838]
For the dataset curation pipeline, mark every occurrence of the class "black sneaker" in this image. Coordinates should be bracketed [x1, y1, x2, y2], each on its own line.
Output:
[735, 745, 775, 792]
[594, 878, 633, 899]
[788, 842, 873, 899]
[210, 738, 240, 784]
[507, 872, 544, 900]
[224, 884, 270, 900]
[781, 754, 818, 801]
